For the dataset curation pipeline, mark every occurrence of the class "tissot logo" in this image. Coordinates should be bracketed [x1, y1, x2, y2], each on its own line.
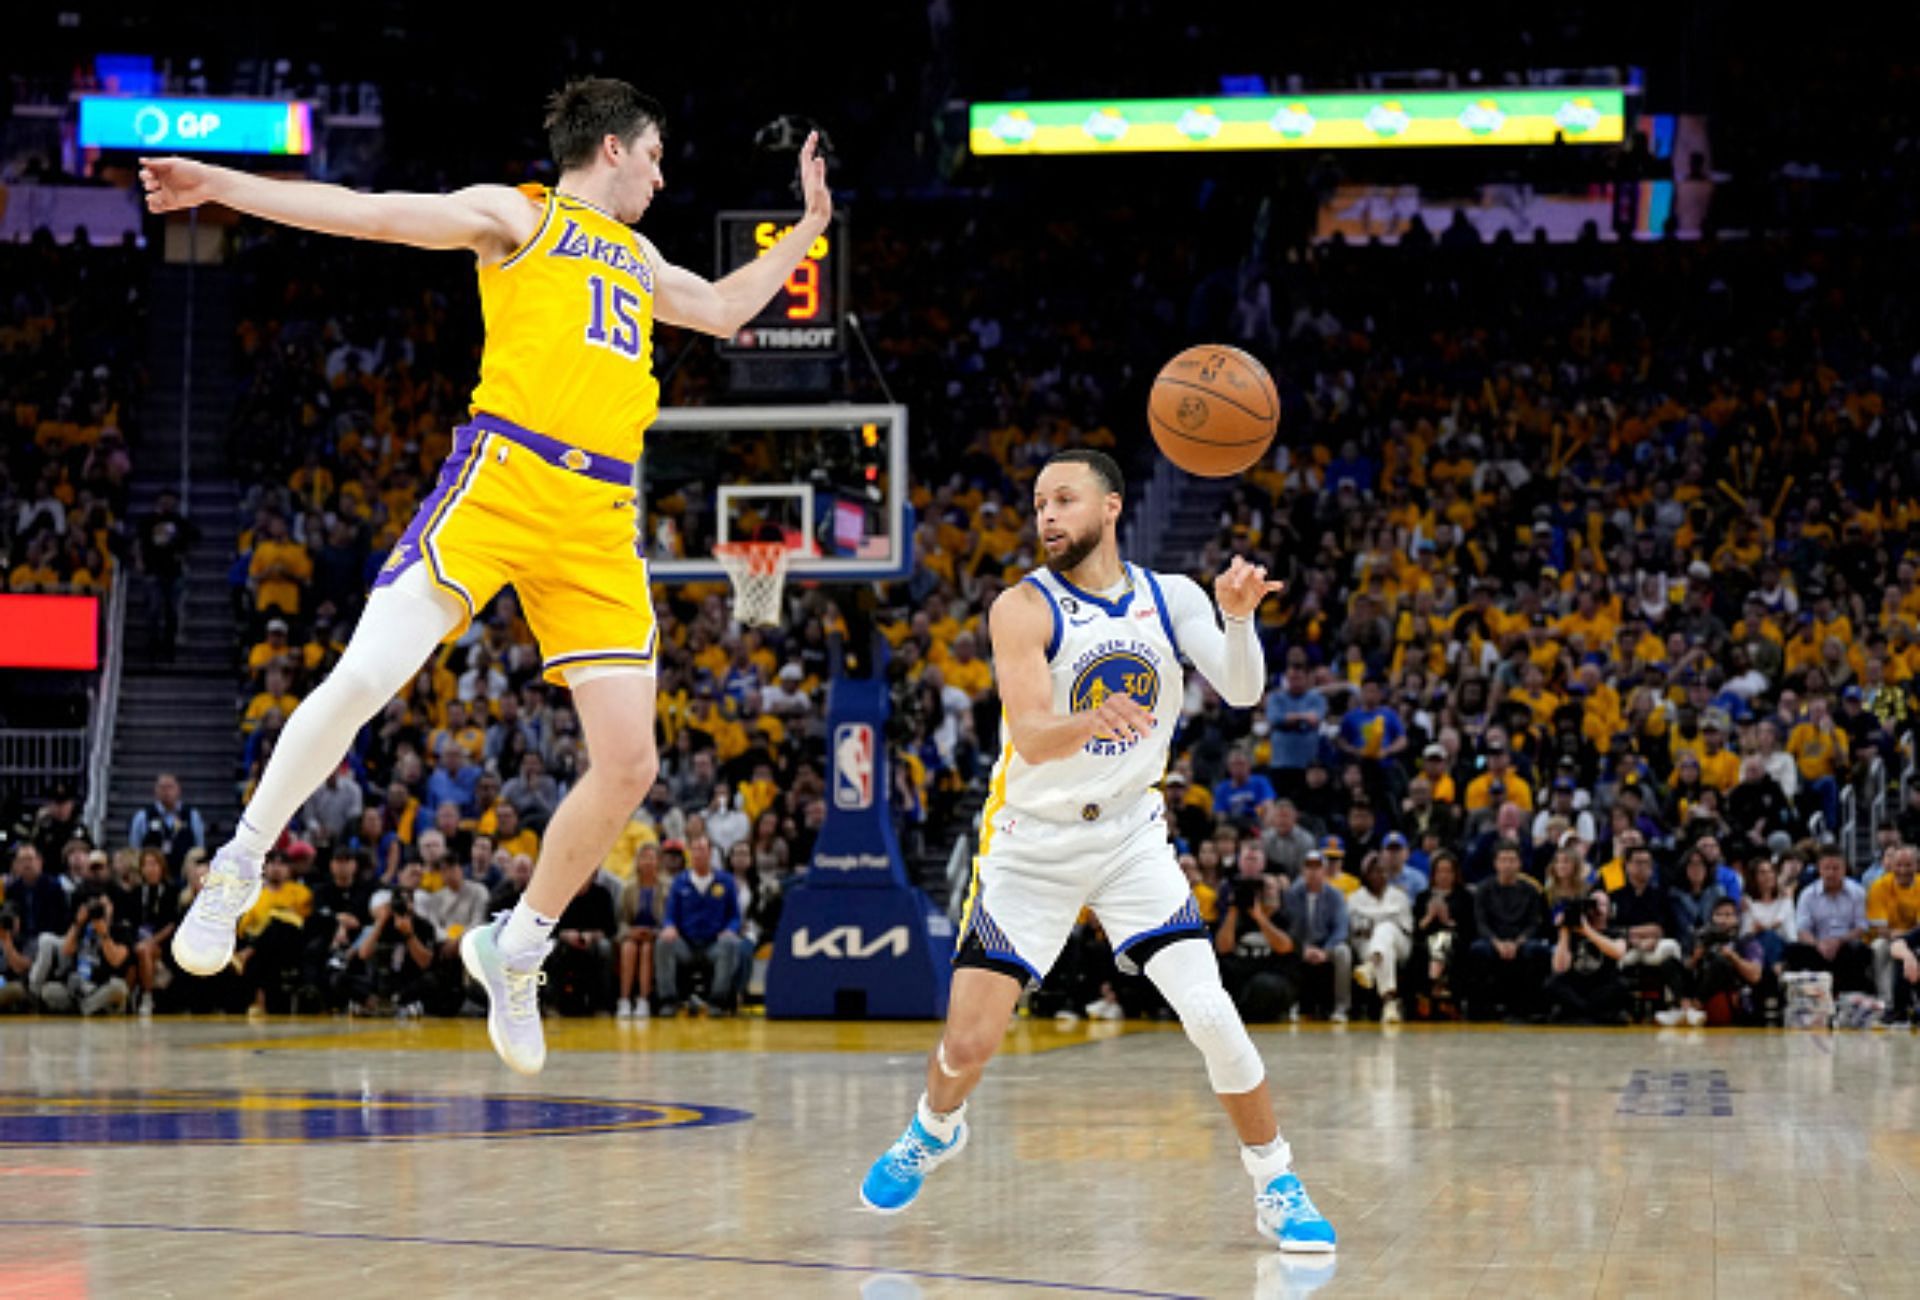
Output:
[790, 925, 911, 960]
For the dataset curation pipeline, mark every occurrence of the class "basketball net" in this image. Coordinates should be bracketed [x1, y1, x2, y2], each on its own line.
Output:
[714, 541, 797, 627]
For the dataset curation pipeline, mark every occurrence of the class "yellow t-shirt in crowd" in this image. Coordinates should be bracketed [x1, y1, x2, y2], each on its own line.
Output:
[1699, 748, 1741, 792]
[1465, 772, 1534, 813]
[1867, 874, 1920, 934]
[945, 657, 994, 698]
[243, 691, 301, 733]
[242, 879, 312, 938]
[1788, 723, 1849, 782]
[249, 540, 313, 614]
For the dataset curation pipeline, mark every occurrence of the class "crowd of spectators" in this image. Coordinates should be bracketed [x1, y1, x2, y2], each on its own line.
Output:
[0, 229, 144, 608]
[8, 34, 1920, 1027]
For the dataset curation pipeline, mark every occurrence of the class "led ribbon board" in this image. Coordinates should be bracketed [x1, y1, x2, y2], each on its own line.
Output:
[79, 97, 314, 155]
[0, 595, 98, 670]
[971, 89, 1626, 155]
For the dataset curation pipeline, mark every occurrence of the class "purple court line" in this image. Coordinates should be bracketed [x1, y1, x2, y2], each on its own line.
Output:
[0, 1218, 1201, 1298]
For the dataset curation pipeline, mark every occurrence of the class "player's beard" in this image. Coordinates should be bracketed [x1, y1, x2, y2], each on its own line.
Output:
[1046, 522, 1103, 577]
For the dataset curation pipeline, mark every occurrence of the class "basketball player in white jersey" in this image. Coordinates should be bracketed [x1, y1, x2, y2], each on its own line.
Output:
[859, 449, 1335, 1253]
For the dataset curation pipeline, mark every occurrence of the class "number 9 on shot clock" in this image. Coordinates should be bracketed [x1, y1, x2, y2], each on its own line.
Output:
[715, 210, 847, 356]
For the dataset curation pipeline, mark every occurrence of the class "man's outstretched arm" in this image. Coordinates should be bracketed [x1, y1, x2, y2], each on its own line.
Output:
[140, 156, 534, 261]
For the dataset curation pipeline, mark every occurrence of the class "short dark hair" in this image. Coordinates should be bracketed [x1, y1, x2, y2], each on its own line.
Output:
[544, 78, 666, 171]
[1045, 449, 1125, 498]
[1494, 839, 1523, 859]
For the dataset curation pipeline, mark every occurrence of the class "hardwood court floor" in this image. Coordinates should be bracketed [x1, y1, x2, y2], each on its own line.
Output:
[0, 1014, 1914, 1298]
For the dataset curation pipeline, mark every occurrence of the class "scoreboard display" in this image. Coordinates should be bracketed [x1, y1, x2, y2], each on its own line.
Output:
[715, 211, 846, 356]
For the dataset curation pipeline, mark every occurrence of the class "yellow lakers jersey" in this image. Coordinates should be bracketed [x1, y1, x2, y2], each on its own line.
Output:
[470, 185, 660, 461]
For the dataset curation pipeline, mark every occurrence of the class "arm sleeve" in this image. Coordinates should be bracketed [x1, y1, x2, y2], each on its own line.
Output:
[1160, 575, 1265, 707]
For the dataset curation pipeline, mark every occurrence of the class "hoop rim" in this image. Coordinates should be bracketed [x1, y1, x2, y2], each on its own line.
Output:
[713, 539, 806, 575]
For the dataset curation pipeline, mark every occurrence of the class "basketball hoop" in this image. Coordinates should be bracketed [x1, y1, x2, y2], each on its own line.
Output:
[714, 541, 798, 627]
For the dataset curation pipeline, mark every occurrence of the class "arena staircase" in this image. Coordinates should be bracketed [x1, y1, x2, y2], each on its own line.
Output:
[1145, 475, 1235, 576]
[106, 263, 243, 845]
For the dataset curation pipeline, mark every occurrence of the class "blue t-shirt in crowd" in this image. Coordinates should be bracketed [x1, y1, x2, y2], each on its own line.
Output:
[426, 764, 480, 817]
[1213, 774, 1278, 823]
[1339, 706, 1407, 762]
[1264, 688, 1328, 770]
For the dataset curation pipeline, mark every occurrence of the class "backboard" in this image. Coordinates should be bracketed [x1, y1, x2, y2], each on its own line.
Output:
[639, 404, 911, 584]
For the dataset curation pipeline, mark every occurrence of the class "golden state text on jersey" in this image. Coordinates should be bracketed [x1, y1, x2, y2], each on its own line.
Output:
[1070, 637, 1165, 757]
[469, 186, 661, 462]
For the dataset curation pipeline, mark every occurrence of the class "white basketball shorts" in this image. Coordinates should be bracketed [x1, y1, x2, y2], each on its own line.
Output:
[955, 791, 1206, 985]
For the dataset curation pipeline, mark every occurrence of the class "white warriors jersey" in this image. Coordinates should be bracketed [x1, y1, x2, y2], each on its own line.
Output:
[988, 562, 1190, 824]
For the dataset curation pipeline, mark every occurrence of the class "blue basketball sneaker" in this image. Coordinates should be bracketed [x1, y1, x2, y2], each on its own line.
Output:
[859, 1111, 969, 1213]
[1256, 1171, 1336, 1253]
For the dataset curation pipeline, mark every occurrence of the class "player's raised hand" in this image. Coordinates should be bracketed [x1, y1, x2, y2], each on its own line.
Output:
[1215, 556, 1286, 621]
[1089, 694, 1155, 746]
[139, 156, 220, 213]
[798, 131, 832, 227]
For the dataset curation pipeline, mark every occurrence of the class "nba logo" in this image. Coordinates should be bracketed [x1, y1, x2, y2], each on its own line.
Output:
[834, 724, 875, 810]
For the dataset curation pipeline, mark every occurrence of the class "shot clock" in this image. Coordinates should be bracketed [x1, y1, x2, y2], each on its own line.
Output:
[715, 210, 847, 356]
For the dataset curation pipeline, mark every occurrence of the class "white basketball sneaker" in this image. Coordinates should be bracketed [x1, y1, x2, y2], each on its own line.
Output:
[460, 915, 550, 1075]
[172, 844, 263, 975]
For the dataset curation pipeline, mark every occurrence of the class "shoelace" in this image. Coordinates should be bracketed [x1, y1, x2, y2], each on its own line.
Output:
[195, 868, 256, 922]
[1257, 1180, 1320, 1223]
[503, 967, 546, 1023]
[885, 1128, 940, 1178]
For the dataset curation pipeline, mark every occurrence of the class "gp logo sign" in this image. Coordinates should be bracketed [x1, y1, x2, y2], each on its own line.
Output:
[834, 723, 875, 810]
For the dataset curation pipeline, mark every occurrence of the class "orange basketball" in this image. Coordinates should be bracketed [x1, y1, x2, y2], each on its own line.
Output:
[1148, 344, 1280, 477]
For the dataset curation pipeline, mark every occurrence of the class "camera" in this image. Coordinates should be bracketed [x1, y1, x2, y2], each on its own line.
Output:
[0, 901, 19, 932]
[1233, 877, 1264, 913]
[389, 889, 411, 919]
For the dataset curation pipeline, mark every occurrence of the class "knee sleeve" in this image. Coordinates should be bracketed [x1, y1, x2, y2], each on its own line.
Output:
[1144, 939, 1266, 1095]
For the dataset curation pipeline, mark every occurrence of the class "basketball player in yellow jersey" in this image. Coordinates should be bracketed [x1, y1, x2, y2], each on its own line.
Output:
[141, 79, 830, 1073]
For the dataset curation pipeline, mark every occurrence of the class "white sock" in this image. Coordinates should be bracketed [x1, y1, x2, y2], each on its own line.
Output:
[230, 817, 274, 865]
[917, 1092, 965, 1143]
[1241, 1135, 1293, 1183]
[498, 901, 558, 963]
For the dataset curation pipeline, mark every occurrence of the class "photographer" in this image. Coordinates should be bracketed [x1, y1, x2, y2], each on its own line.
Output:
[1544, 890, 1628, 1024]
[350, 862, 437, 1015]
[1215, 841, 1297, 1022]
[414, 855, 491, 1013]
[44, 890, 132, 1016]
[305, 851, 373, 1011]
[1670, 896, 1766, 1026]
